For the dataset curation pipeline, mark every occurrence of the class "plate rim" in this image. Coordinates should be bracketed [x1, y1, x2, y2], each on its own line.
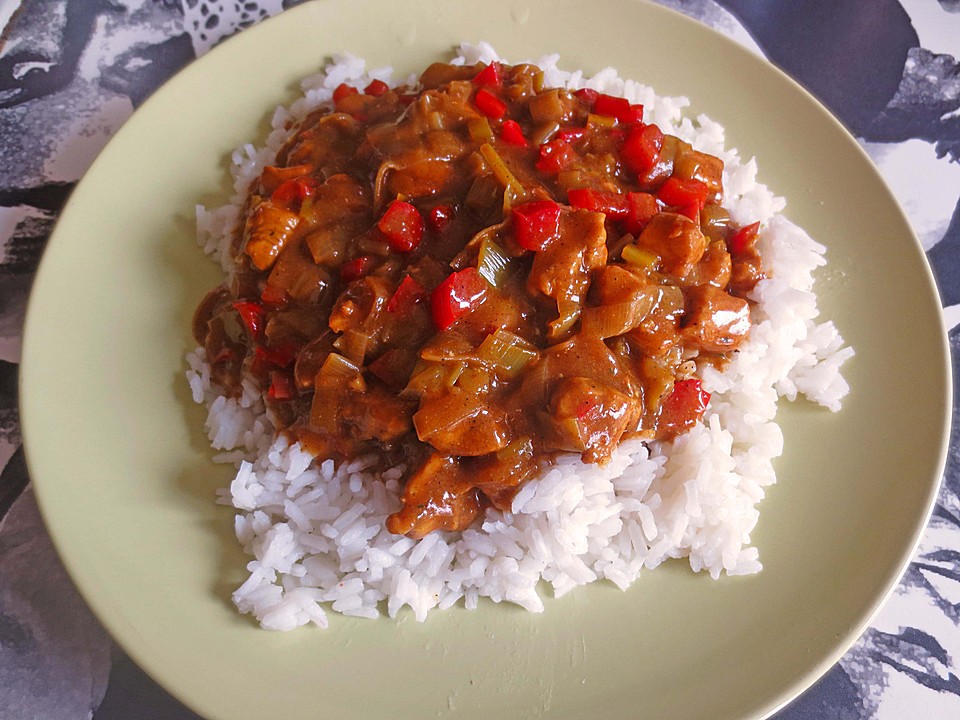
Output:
[18, 1, 954, 718]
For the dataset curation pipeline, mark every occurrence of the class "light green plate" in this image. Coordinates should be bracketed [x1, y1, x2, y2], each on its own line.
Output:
[20, 1, 951, 718]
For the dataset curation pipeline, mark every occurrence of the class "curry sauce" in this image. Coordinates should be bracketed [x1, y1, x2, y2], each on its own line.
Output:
[193, 61, 764, 538]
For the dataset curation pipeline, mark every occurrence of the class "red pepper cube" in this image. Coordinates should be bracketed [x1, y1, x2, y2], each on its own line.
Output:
[624, 192, 658, 235]
[427, 204, 456, 233]
[340, 255, 377, 281]
[657, 177, 709, 211]
[367, 348, 411, 388]
[332, 83, 358, 104]
[378, 200, 424, 252]
[267, 372, 296, 401]
[260, 283, 288, 307]
[678, 201, 701, 223]
[622, 103, 644, 125]
[472, 62, 502, 87]
[574, 88, 599, 107]
[660, 378, 711, 430]
[232, 301, 264, 337]
[475, 88, 507, 119]
[430, 268, 488, 331]
[729, 221, 761, 254]
[270, 176, 316, 214]
[567, 188, 629, 221]
[621, 124, 664, 174]
[555, 127, 587, 144]
[363, 79, 390, 96]
[593, 93, 631, 122]
[500, 120, 527, 146]
[535, 140, 574, 175]
[512, 200, 562, 251]
[387, 275, 427, 314]
[255, 343, 298, 370]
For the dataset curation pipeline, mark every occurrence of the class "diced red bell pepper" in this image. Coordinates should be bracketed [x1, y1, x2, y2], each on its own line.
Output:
[367, 349, 411, 388]
[475, 88, 507, 119]
[657, 177, 709, 211]
[677, 202, 701, 223]
[567, 188, 629, 221]
[574, 88, 599, 107]
[621, 124, 664, 174]
[254, 342, 298, 370]
[363, 79, 390, 96]
[271, 176, 316, 209]
[472, 62, 502, 87]
[555, 127, 587, 144]
[332, 83, 358, 104]
[660, 378, 711, 431]
[427, 204, 455, 233]
[260, 283, 288, 307]
[260, 164, 313, 195]
[267, 371, 296, 401]
[594, 93, 629, 120]
[211, 347, 237, 365]
[623, 191, 658, 235]
[621, 104, 644, 125]
[387, 275, 427, 313]
[378, 200, 424, 252]
[535, 140, 574, 175]
[590, 95, 642, 125]
[729, 221, 761, 254]
[512, 200, 562, 251]
[340, 255, 377, 281]
[500, 119, 527, 146]
[430, 268, 487, 331]
[232, 301, 264, 337]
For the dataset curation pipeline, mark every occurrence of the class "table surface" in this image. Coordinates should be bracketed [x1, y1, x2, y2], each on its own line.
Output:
[1, 1, 958, 718]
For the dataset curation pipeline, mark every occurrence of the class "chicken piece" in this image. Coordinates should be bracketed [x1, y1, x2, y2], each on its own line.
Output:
[516, 332, 641, 414]
[340, 385, 415, 443]
[413, 389, 511, 456]
[303, 174, 372, 265]
[626, 285, 685, 357]
[243, 198, 301, 271]
[673, 149, 724, 203]
[471, 438, 539, 510]
[281, 112, 362, 169]
[328, 276, 391, 339]
[379, 157, 455, 200]
[545, 376, 640, 464]
[527, 208, 607, 340]
[591, 264, 647, 304]
[686, 240, 732, 289]
[267, 242, 331, 303]
[682, 285, 750, 353]
[728, 253, 764, 298]
[386, 453, 481, 537]
[636, 212, 707, 279]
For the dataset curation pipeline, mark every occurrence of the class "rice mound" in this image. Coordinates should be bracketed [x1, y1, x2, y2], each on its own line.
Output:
[186, 43, 853, 631]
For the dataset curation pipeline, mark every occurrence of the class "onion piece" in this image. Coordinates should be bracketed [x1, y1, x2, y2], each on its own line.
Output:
[476, 237, 512, 287]
[547, 299, 581, 343]
[476, 328, 539, 379]
[581, 290, 658, 339]
[479, 143, 524, 197]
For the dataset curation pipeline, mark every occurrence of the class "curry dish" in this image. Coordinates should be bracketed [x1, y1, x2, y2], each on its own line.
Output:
[193, 61, 764, 538]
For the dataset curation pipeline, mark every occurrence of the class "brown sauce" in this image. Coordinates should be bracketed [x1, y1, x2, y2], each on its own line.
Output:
[193, 61, 765, 538]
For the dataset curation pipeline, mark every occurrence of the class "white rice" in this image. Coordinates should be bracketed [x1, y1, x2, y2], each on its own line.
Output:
[187, 43, 853, 631]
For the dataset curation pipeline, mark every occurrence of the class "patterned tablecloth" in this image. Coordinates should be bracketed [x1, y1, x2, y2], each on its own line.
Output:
[1, 1, 958, 718]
